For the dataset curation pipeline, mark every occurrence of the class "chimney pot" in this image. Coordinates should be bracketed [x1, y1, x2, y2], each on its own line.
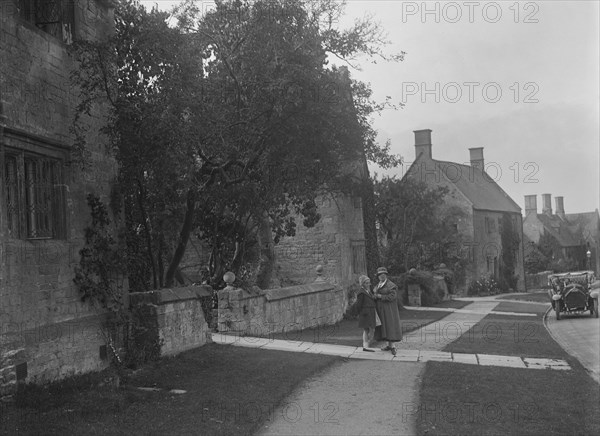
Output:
[414, 129, 432, 160]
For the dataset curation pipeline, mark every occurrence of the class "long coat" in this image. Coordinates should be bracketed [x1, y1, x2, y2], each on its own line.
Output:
[355, 288, 377, 329]
[374, 279, 403, 341]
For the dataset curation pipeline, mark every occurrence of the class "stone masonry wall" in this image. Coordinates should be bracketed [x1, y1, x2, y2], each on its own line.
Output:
[275, 193, 365, 292]
[1, 1, 117, 394]
[218, 281, 345, 337]
[128, 286, 212, 357]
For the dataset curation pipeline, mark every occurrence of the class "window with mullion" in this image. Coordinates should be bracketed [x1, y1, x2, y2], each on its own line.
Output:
[4, 151, 66, 239]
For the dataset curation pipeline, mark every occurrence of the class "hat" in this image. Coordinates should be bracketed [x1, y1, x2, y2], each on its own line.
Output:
[358, 275, 370, 287]
[376, 267, 388, 276]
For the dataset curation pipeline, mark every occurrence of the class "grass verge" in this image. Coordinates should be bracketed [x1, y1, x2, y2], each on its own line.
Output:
[0, 344, 340, 436]
[496, 291, 550, 303]
[415, 304, 600, 435]
[416, 362, 600, 435]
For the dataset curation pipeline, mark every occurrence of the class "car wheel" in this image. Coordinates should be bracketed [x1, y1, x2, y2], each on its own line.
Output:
[555, 300, 561, 320]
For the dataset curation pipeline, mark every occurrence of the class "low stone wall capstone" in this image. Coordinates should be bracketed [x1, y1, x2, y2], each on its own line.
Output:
[218, 281, 345, 336]
[128, 285, 212, 356]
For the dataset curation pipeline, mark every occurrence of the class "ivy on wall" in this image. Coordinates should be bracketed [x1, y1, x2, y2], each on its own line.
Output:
[499, 213, 521, 291]
[74, 194, 161, 368]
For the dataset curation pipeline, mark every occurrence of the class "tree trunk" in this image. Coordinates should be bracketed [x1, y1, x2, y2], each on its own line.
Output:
[360, 161, 380, 278]
[255, 210, 276, 289]
[165, 189, 196, 287]
[137, 180, 158, 289]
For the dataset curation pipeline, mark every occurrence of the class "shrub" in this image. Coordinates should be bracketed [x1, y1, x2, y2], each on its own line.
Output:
[467, 276, 502, 296]
[343, 282, 360, 320]
[392, 270, 445, 307]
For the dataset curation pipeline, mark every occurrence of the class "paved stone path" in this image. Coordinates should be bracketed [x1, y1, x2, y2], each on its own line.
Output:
[212, 333, 571, 370]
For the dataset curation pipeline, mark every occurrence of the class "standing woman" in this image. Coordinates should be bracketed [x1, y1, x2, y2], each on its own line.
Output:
[373, 267, 402, 355]
[356, 275, 379, 352]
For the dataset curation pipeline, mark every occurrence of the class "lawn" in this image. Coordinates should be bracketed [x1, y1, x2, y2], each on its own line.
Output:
[496, 291, 550, 303]
[415, 303, 600, 435]
[416, 362, 600, 436]
[0, 344, 340, 436]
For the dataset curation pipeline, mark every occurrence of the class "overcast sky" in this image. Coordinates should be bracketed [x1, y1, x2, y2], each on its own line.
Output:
[338, 0, 599, 215]
[146, 0, 599, 215]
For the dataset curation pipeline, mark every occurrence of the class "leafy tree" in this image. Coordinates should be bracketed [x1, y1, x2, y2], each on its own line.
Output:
[71, 0, 402, 290]
[524, 242, 550, 274]
[373, 177, 466, 278]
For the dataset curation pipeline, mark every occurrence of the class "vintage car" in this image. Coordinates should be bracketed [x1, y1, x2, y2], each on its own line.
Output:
[547, 271, 599, 320]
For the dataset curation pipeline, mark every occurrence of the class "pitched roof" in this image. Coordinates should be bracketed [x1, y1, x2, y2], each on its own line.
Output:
[564, 210, 600, 243]
[434, 159, 521, 213]
[536, 213, 581, 247]
[405, 153, 521, 213]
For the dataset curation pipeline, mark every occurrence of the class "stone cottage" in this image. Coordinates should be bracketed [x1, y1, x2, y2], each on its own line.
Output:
[402, 129, 526, 291]
[523, 194, 600, 273]
[1, 0, 117, 393]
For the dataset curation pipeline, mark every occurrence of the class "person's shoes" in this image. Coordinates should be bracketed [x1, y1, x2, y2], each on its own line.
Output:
[381, 345, 392, 351]
[391, 347, 397, 356]
[363, 348, 375, 352]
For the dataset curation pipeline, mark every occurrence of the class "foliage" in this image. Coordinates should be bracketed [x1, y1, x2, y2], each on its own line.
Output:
[74, 194, 127, 312]
[342, 282, 361, 319]
[525, 231, 583, 274]
[70, 0, 402, 290]
[74, 194, 162, 368]
[524, 241, 550, 274]
[467, 276, 502, 296]
[394, 270, 446, 306]
[373, 177, 467, 281]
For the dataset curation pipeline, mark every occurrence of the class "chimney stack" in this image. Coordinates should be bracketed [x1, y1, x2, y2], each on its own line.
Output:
[555, 196, 565, 219]
[542, 193, 552, 215]
[469, 147, 485, 171]
[414, 129, 432, 160]
[524, 195, 537, 216]
[469, 147, 484, 171]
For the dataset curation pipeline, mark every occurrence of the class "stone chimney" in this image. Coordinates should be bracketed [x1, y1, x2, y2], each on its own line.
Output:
[542, 193, 552, 215]
[414, 129, 432, 160]
[469, 147, 484, 171]
[555, 196, 565, 219]
[524, 195, 537, 216]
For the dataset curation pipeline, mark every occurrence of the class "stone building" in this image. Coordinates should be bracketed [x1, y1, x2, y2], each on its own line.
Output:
[274, 180, 367, 290]
[1, 0, 117, 393]
[523, 194, 600, 273]
[402, 129, 526, 291]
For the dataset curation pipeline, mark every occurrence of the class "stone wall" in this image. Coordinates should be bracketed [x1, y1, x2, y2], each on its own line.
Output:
[526, 271, 553, 290]
[275, 193, 365, 292]
[128, 286, 212, 357]
[1, 1, 117, 394]
[218, 280, 345, 337]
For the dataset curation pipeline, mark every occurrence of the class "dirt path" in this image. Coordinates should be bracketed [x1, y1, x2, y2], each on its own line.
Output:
[257, 359, 423, 436]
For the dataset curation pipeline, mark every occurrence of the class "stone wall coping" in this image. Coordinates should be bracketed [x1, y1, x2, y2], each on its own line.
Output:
[129, 285, 213, 305]
[262, 282, 337, 302]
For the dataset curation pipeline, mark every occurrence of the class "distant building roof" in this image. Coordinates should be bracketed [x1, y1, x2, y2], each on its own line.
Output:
[536, 213, 581, 247]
